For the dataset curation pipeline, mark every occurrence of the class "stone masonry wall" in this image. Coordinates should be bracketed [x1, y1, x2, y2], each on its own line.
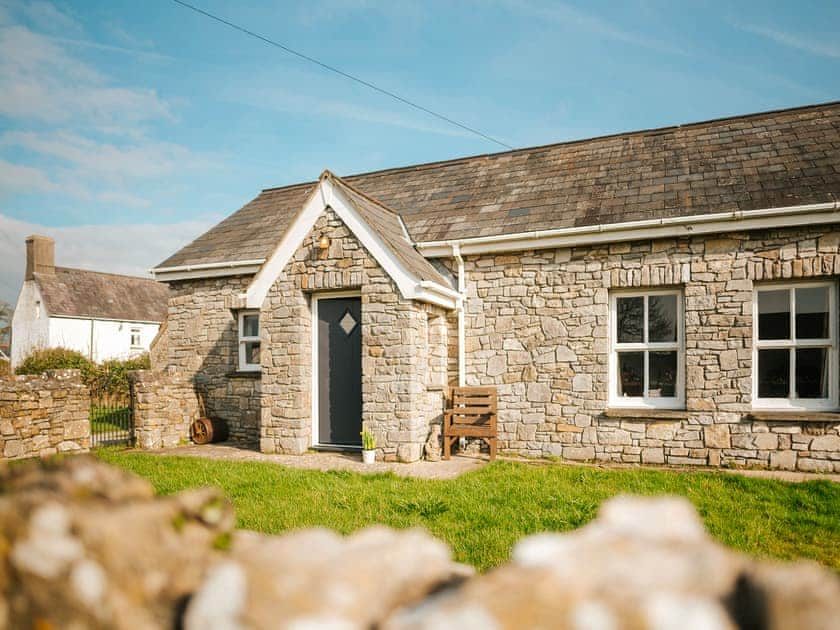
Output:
[129, 368, 200, 449]
[462, 225, 840, 471]
[0, 369, 89, 460]
[159, 276, 260, 445]
[261, 208, 444, 461]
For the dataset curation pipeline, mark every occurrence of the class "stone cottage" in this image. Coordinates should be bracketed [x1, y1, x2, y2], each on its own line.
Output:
[152, 102, 840, 471]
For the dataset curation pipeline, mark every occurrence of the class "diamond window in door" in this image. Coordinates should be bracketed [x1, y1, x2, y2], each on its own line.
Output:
[339, 309, 358, 335]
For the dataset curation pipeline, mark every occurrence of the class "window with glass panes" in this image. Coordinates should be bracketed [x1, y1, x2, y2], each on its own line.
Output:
[238, 311, 261, 371]
[753, 283, 836, 409]
[610, 290, 684, 408]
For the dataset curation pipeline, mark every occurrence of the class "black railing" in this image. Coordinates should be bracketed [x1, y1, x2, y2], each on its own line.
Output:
[90, 391, 133, 447]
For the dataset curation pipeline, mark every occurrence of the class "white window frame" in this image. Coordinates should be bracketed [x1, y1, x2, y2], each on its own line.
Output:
[609, 288, 685, 409]
[130, 328, 142, 349]
[752, 281, 837, 411]
[238, 310, 261, 372]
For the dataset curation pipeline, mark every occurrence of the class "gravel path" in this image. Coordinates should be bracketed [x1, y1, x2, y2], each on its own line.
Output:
[153, 443, 485, 479]
[150, 443, 838, 483]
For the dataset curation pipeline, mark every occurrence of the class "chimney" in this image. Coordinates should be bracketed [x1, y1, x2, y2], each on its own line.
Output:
[25, 235, 55, 280]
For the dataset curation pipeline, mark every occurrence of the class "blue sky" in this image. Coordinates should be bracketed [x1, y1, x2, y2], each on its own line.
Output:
[0, 0, 838, 304]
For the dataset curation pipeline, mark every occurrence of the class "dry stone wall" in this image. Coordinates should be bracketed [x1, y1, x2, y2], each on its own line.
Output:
[158, 275, 261, 445]
[2, 457, 838, 629]
[129, 368, 200, 449]
[461, 225, 840, 471]
[261, 208, 444, 461]
[0, 369, 89, 460]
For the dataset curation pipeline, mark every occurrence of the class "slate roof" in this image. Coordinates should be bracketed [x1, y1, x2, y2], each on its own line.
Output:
[158, 101, 840, 269]
[35, 267, 170, 323]
[329, 174, 453, 287]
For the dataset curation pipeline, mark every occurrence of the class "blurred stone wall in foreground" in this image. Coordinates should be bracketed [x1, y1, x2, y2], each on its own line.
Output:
[1, 456, 837, 629]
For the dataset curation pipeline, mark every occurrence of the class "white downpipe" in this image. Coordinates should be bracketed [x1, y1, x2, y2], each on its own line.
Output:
[453, 244, 466, 387]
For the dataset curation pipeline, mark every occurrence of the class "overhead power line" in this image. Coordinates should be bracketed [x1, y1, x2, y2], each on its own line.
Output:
[170, 0, 514, 150]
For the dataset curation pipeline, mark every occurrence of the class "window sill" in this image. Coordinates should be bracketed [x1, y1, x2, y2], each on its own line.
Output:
[226, 370, 261, 379]
[602, 408, 690, 420]
[744, 411, 840, 423]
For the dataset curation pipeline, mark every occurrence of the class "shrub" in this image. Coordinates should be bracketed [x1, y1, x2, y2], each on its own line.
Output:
[91, 353, 151, 396]
[0, 357, 10, 380]
[16, 347, 96, 382]
[15, 348, 150, 396]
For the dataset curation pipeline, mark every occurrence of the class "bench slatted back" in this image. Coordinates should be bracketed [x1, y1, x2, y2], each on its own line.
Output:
[448, 387, 497, 427]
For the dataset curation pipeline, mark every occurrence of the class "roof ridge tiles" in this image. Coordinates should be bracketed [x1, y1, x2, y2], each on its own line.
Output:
[324, 171, 409, 226]
[50, 266, 159, 282]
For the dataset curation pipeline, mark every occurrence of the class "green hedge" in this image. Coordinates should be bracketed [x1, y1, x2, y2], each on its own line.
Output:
[15, 347, 150, 395]
[16, 347, 97, 380]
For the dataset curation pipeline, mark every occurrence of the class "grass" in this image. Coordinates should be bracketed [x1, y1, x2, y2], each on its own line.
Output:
[90, 405, 130, 435]
[94, 449, 840, 571]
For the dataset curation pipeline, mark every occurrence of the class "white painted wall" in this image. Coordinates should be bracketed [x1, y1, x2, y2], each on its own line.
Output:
[11, 279, 161, 366]
[11, 281, 49, 368]
[48, 318, 159, 363]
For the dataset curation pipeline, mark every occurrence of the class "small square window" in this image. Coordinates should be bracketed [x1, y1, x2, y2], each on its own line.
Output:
[242, 314, 259, 337]
[238, 311, 261, 372]
[616, 296, 643, 343]
[617, 352, 644, 397]
[758, 289, 790, 340]
[130, 328, 141, 348]
[795, 287, 830, 339]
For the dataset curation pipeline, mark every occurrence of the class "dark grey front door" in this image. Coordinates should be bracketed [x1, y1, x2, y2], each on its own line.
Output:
[317, 296, 362, 447]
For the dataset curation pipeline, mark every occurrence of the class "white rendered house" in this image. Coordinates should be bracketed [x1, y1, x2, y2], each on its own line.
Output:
[11, 235, 169, 368]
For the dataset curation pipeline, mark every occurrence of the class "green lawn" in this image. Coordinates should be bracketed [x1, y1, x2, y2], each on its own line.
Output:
[90, 405, 130, 435]
[95, 449, 840, 571]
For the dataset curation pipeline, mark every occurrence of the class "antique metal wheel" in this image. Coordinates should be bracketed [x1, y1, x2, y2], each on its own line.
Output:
[191, 418, 211, 444]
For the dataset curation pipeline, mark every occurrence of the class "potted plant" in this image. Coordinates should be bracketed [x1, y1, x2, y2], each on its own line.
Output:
[361, 423, 376, 464]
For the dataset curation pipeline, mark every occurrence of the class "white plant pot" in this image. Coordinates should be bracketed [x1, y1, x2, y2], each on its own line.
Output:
[362, 449, 376, 464]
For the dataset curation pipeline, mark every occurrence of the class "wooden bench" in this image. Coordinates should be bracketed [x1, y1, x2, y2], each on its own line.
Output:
[443, 387, 498, 460]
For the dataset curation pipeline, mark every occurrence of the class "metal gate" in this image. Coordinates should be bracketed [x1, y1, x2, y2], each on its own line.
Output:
[90, 387, 133, 447]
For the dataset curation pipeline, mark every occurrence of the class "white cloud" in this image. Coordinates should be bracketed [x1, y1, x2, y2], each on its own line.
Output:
[736, 24, 840, 59]
[0, 159, 57, 194]
[95, 191, 152, 209]
[0, 24, 172, 126]
[491, 0, 687, 55]
[227, 85, 474, 139]
[51, 36, 175, 62]
[16, 0, 82, 34]
[1, 131, 214, 181]
[0, 7, 219, 214]
[0, 213, 221, 306]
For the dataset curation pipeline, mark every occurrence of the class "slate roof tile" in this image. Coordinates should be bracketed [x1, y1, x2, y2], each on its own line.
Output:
[159, 102, 840, 269]
[35, 267, 169, 323]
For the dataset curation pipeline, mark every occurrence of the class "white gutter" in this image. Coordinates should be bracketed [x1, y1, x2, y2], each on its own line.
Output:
[417, 280, 462, 300]
[152, 259, 266, 274]
[49, 314, 164, 325]
[417, 201, 840, 257]
[151, 259, 266, 281]
[452, 244, 466, 387]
